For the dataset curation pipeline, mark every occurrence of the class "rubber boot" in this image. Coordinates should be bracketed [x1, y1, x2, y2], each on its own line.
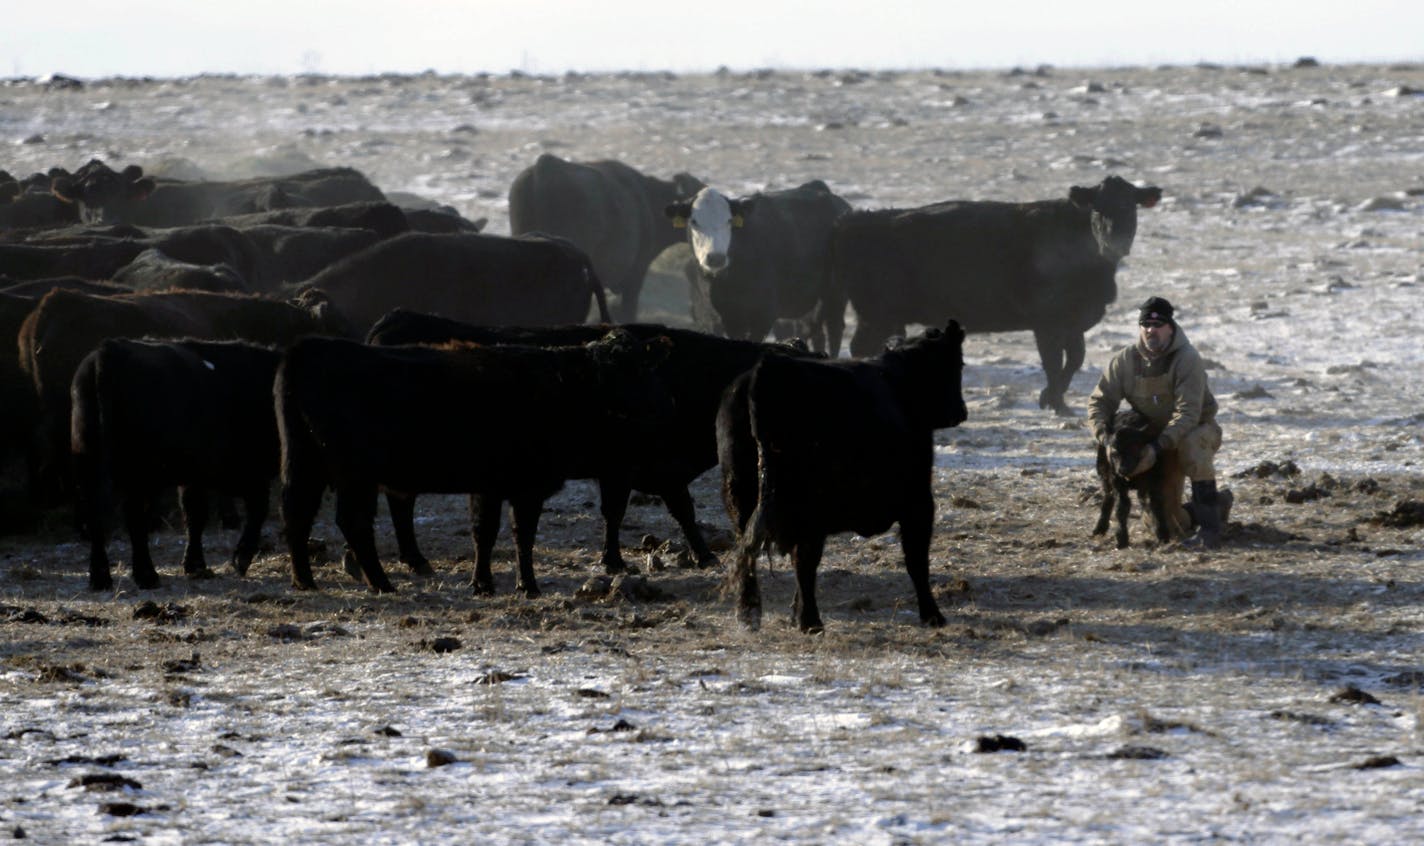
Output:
[1181, 480, 1222, 549]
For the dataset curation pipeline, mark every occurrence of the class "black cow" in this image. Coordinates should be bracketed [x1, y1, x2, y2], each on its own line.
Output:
[509, 154, 703, 321]
[828, 176, 1161, 415]
[50, 159, 386, 226]
[364, 310, 819, 575]
[111, 248, 248, 293]
[19, 288, 352, 504]
[237, 225, 382, 292]
[0, 224, 262, 285]
[71, 339, 284, 590]
[666, 181, 850, 352]
[0, 169, 78, 231]
[718, 321, 968, 633]
[295, 231, 610, 333]
[275, 331, 673, 595]
[210, 201, 411, 240]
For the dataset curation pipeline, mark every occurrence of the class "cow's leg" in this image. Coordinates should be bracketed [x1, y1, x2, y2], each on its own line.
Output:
[123, 493, 161, 590]
[900, 498, 945, 627]
[790, 534, 827, 634]
[470, 492, 502, 595]
[1114, 481, 1133, 549]
[178, 485, 215, 579]
[660, 485, 719, 568]
[1033, 328, 1073, 416]
[1062, 331, 1087, 401]
[334, 485, 395, 594]
[75, 454, 114, 591]
[231, 484, 268, 577]
[596, 476, 632, 574]
[849, 320, 901, 358]
[613, 276, 641, 323]
[281, 474, 325, 591]
[385, 491, 433, 576]
[508, 494, 545, 598]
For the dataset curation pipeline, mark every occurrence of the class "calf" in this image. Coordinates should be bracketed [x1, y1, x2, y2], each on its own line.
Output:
[71, 339, 284, 591]
[718, 321, 969, 633]
[274, 331, 673, 595]
[1092, 410, 1184, 548]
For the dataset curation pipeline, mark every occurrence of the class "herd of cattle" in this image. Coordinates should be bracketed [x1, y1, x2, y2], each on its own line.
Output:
[0, 155, 1162, 631]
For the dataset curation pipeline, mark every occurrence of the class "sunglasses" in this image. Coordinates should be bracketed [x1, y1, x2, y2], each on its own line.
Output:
[1140, 321, 1167, 329]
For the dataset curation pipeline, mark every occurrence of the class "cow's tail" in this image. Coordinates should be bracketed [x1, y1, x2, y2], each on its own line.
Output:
[69, 344, 115, 545]
[586, 261, 612, 323]
[725, 372, 777, 631]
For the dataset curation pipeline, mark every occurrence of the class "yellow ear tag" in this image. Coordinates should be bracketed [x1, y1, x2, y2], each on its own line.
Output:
[731, 215, 745, 228]
[672, 216, 687, 228]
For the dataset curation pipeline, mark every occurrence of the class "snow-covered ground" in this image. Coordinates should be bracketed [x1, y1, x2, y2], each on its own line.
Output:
[2, 62, 1422, 844]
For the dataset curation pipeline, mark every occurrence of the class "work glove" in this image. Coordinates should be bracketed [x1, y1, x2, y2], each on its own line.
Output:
[1129, 443, 1158, 477]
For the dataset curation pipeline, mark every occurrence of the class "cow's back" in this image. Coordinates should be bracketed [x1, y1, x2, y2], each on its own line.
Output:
[300, 232, 598, 332]
[746, 355, 920, 539]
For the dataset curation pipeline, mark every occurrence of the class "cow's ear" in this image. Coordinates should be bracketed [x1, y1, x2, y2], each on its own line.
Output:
[51, 176, 77, 204]
[1137, 186, 1162, 208]
[673, 173, 704, 198]
[945, 319, 965, 342]
[731, 198, 753, 227]
[1068, 185, 1096, 208]
[664, 201, 691, 227]
[128, 177, 156, 201]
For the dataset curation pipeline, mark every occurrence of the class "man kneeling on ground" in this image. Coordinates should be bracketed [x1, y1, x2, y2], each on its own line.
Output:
[1088, 296, 1229, 548]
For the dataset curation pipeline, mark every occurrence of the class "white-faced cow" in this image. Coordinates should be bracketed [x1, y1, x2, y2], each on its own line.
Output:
[717, 321, 968, 633]
[508, 154, 704, 322]
[666, 181, 850, 352]
[828, 176, 1161, 414]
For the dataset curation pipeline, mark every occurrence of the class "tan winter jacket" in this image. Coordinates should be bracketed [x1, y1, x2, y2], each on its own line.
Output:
[1087, 325, 1218, 451]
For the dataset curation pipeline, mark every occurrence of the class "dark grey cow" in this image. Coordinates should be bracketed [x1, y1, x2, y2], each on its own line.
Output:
[294, 231, 610, 334]
[665, 181, 850, 352]
[51, 159, 385, 227]
[828, 176, 1161, 414]
[508, 154, 703, 321]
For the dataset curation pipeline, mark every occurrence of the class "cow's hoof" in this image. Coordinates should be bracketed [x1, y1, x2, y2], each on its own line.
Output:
[133, 573, 161, 591]
[471, 580, 495, 597]
[403, 556, 435, 577]
[292, 578, 318, 592]
[88, 576, 114, 592]
[602, 558, 629, 576]
[798, 621, 825, 635]
[736, 604, 762, 631]
[921, 611, 947, 628]
[516, 583, 541, 599]
[341, 550, 363, 581]
[185, 566, 218, 580]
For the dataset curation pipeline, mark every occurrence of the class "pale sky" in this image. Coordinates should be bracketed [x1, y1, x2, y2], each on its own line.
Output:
[5, 1, 1420, 78]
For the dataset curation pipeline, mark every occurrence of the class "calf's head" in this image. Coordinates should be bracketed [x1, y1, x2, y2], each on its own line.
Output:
[587, 329, 677, 427]
[665, 187, 752, 277]
[884, 319, 969, 430]
[1069, 175, 1162, 262]
[1106, 416, 1155, 479]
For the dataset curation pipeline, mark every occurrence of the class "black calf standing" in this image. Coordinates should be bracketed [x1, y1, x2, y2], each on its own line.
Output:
[71, 339, 283, 590]
[717, 321, 968, 633]
[1092, 410, 1182, 548]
